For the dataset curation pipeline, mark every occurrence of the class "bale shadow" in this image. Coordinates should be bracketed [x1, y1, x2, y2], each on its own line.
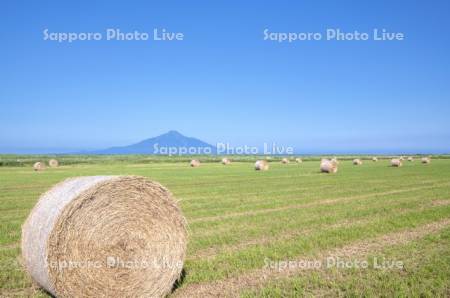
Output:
[171, 268, 187, 293]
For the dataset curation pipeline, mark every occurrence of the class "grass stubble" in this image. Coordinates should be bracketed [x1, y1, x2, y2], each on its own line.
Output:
[0, 157, 449, 297]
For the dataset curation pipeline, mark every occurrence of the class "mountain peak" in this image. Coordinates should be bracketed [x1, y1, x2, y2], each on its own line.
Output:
[165, 130, 183, 136]
[90, 130, 216, 154]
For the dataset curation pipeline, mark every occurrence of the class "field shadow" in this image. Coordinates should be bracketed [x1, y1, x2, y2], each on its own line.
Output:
[171, 268, 187, 293]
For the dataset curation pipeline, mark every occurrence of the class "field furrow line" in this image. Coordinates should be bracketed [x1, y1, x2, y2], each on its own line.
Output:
[188, 200, 450, 260]
[179, 179, 440, 202]
[189, 182, 450, 223]
[173, 218, 450, 297]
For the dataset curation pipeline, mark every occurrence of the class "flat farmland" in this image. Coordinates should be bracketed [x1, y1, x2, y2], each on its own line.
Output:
[1, 157, 450, 297]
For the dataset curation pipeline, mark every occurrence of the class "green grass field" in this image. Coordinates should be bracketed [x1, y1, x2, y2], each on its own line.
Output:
[1, 157, 450, 297]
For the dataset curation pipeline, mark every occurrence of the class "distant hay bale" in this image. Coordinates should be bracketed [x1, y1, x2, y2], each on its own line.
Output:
[421, 157, 431, 164]
[295, 158, 303, 163]
[391, 158, 402, 167]
[353, 159, 362, 165]
[331, 157, 339, 164]
[281, 158, 290, 164]
[33, 162, 45, 171]
[48, 159, 59, 168]
[407, 157, 414, 162]
[21, 176, 187, 298]
[255, 160, 269, 171]
[399, 156, 405, 161]
[265, 156, 271, 160]
[320, 159, 338, 173]
[372, 157, 378, 162]
[221, 157, 231, 165]
[190, 159, 201, 167]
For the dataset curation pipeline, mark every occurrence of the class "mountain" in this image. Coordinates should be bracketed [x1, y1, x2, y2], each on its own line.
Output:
[90, 130, 216, 155]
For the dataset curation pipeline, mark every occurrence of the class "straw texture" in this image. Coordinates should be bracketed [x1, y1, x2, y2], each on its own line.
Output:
[391, 158, 402, 167]
[255, 160, 269, 171]
[21, 176, 187, 298]
[33, 162, 45, 171]
[320, 159, 338, 173]
[353, 159, 362, 165]
[190, 159, 200, 167]
[221, 158, 231, 165]
[421, 157, 431, 164]
[48, 159, 59, 168]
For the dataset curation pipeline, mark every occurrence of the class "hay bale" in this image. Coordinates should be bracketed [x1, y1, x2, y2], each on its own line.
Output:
[221, 157, 231, 165]
[320, 159, 338, 173]
[190, 159, 200, 167]
[255, 160, 269, 171]
[331, 157, 339, 164]
[399, 156, 405, 161]
[295, 158, 303, 163]
[21, 176, 187, 297]
[33, 162, 45, 171]
[48, 159, 59, 168]
[281, 158, 290, 164]
[421, 157, 431, 164]
[353, 159, 362, 165]
[407, 157, 414, 162]
[391, 158, 402, 167]
[372, 157, 378, 162]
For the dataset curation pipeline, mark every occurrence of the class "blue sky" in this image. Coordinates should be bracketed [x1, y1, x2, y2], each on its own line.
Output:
[1, 0, 449, 154]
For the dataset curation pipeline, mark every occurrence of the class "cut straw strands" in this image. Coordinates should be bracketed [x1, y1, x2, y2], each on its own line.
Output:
[391, 158, 403, 167]
[21, 176, 187, 298]
[33, 162, 45, 171]
[320, 159, 338, 173]
[190, 159, 201, 167]
[353, 158, 363, 165]
[221, 157, 231, 165]
[255, 160, 269, 171]
[281, 158, 290, 164]
[421, 157, 431, 164]
[48, 159, 59, 168]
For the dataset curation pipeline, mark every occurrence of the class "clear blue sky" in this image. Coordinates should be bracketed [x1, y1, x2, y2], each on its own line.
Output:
[1, 0, 449, 154]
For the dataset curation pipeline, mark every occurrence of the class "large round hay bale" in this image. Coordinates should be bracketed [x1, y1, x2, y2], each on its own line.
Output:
[221, 157, 231, 165]
[48, 159, 59, 168]
[372, 157, 378, 162]
[353, 159, 362, 165]
[320, 159, 338, 173]
[281, 158, 289, 164]
[190, 159, 200, 167]
[391, 158, 402, 167]
[421, 157, 431, 164]
[407, 156, 414, 162]
[255, 160, 269, 171]
[295, 158, 303, 163]
[21, 176, 187, 298]
[33, 162, 45, 171]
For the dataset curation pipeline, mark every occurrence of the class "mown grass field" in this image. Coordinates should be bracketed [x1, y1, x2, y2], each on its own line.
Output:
[1, 157, 450, 297]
